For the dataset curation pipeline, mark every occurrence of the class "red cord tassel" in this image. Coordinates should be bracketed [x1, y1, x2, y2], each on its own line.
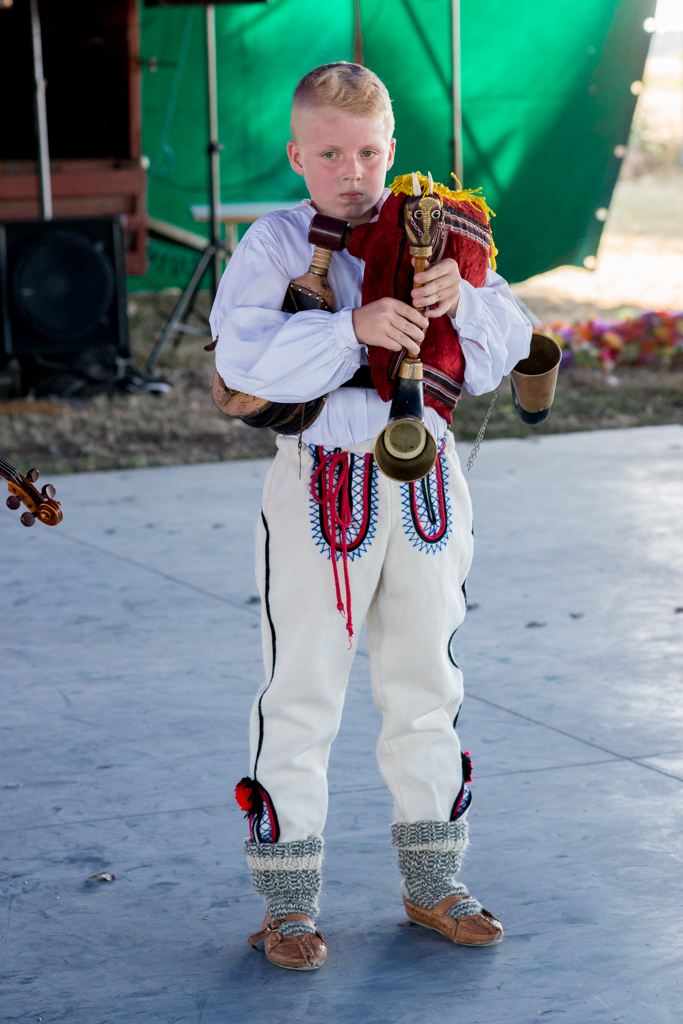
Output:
[310, 450, 354, 644]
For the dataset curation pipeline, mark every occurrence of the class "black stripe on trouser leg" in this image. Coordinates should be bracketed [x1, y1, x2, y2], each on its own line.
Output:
[447, 626, 459, 669]
[254, 511, 277, 778]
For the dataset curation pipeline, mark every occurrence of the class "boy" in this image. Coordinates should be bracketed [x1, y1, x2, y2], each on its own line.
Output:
[210, 62, 530, 971]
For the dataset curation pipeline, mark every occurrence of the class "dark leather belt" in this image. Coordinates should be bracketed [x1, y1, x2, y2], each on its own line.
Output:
[340, 366, 375, 389]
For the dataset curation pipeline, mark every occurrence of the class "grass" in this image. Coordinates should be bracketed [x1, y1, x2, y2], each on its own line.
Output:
[1, 165, 682, 476]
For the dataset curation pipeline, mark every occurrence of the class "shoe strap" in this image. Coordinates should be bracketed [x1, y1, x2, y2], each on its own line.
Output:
[433, 894, 470, 914]
[248, 925, 274, 947]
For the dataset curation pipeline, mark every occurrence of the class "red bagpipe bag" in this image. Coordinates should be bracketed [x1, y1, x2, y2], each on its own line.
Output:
[347, 173, 497, 424]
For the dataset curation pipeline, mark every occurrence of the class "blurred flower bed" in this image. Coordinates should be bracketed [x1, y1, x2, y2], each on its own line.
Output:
[547, 311, 683, 371]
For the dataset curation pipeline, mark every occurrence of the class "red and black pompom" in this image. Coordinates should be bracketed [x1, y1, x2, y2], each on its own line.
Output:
[234, 776, 280, 843]
[235, 776, 263, 816]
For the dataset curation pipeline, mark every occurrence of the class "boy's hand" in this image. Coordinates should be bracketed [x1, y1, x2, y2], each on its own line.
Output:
[411, 258, 462, 318]
[352, 298, 427, 355]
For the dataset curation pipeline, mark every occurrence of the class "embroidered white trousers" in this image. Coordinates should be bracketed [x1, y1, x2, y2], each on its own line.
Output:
[250, 431, 474, 842]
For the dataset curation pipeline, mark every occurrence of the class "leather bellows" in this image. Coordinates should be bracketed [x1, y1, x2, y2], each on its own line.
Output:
[211, 213, 352, 433]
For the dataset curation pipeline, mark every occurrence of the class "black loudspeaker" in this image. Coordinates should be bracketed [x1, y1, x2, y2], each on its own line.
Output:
[0, 216, 129, 361]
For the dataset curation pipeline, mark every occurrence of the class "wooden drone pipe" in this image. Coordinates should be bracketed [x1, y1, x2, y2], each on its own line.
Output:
[212, 213, 352, 434]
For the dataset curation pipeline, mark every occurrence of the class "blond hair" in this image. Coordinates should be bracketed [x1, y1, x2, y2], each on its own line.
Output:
[291, 62, 394, 141]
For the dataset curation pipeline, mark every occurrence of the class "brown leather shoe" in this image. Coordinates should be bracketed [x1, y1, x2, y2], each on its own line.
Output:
[403, 894, 503, 946]
[248, 913, 327, 970]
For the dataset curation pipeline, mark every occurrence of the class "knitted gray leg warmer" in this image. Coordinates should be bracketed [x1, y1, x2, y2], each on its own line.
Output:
[391, 819, 483, 921]
[245, 837, 323, 936]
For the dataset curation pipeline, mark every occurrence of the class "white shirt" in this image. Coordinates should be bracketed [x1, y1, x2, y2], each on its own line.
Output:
[210, 189, 531, 447]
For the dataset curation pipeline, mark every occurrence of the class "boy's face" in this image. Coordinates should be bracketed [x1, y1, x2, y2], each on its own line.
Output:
[287, 107, 395, 225]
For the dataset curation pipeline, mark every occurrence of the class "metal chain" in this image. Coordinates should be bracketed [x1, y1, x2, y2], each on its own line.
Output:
[466, 385, 500, 471]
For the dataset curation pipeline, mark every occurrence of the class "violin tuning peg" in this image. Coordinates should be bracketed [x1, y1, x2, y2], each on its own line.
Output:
[6, 495, 21, 510]
[26, 468, 39, 483]
[20, 511, 35, 527]
[41, 484, 56, 499]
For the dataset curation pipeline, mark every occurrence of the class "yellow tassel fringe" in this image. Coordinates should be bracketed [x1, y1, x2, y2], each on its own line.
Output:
[389, 171, 498, 270]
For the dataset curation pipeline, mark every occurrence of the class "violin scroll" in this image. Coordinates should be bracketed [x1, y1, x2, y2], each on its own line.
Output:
[1, 458, 63, 527]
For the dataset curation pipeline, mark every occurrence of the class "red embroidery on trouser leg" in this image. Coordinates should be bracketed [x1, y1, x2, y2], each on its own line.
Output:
[310, 450, 354, 644]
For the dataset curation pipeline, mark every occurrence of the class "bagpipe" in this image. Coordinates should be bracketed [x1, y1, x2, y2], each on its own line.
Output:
[1, 458, 62, 527]
[212, 173, 561, 481]
[211, 214, 352, 434]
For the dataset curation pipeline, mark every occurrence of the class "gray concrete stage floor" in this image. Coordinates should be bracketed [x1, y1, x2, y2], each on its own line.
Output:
[2, 426, 683, 1024]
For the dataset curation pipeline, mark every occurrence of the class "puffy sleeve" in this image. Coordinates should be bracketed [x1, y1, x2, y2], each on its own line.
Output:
[209, 224, 361, 404]
[453, 269, 532, 396]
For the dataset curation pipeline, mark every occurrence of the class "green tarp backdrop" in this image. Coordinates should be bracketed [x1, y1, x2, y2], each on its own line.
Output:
[133, 0, 654, 289]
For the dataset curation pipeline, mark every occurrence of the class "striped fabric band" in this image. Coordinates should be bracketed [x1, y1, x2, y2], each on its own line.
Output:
[442, 208, 492, 253]
[422, 365, 462, 411]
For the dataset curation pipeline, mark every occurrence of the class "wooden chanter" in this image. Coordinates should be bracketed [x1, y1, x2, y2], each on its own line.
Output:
[374, 173, 440, 482]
